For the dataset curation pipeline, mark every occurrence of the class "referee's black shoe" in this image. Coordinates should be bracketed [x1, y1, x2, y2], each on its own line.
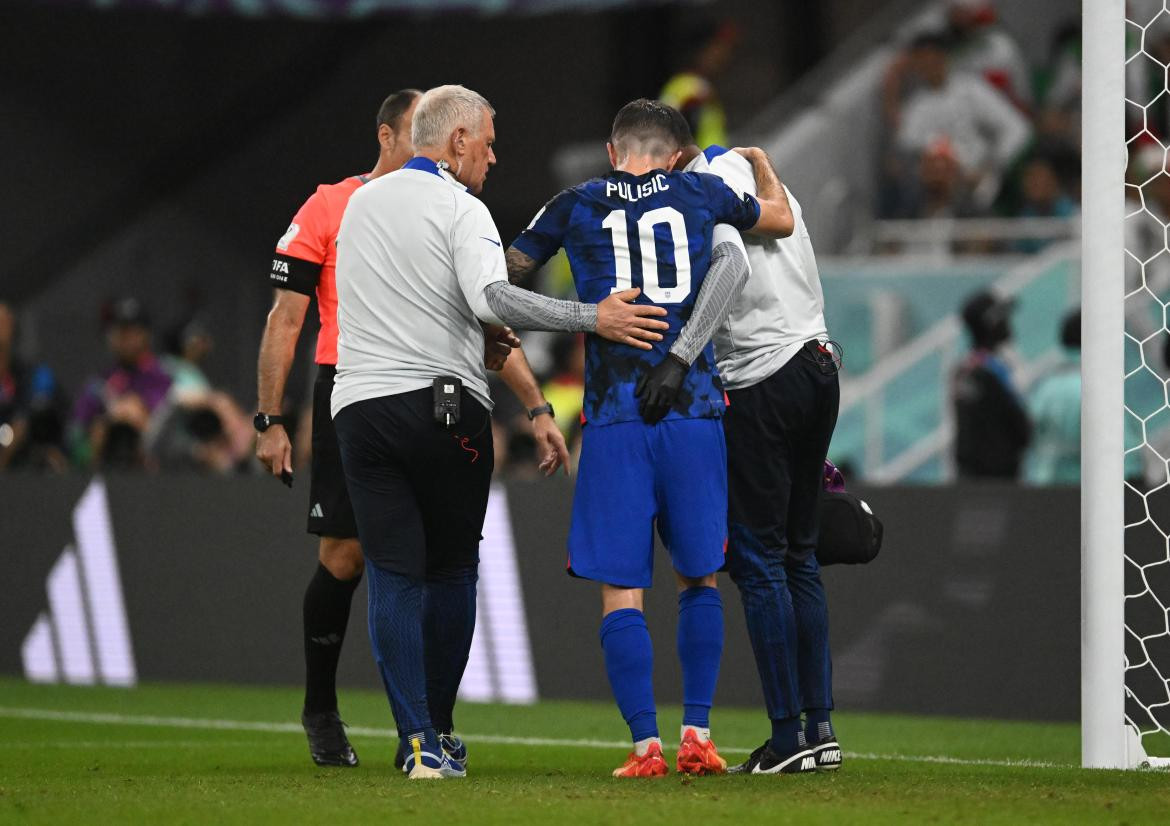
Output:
[812, 736, 842, 771]
[728, 741, 817, 775]
[302, 710, 359, 767]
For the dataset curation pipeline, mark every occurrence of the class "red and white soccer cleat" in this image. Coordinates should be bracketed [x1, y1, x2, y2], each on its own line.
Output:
[612, 741, 670, 778]
[675, 728, 728, 776]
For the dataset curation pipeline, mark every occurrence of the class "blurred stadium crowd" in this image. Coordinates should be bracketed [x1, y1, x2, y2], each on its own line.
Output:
[877, 1, 1080, 235]
[0, 297, 254, 474]
[0, 0, 1094, 483]
[0, 291, 587, 478]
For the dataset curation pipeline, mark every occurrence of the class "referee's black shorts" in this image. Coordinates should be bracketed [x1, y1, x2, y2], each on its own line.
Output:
[307, 365, 358, 539]
[332, 386, 494, 580]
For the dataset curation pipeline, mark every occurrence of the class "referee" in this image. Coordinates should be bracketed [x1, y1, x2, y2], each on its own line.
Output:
[330, 84, 668, 779]
[255, 89, 421, 768]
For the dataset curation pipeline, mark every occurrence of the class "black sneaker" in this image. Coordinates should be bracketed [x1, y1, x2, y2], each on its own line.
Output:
[728, 741, 817, 775]
[302, 710, 359, 767]
[812, 737, 842, 771]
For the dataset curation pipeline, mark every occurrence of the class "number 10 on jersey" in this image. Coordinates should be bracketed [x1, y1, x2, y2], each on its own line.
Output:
[602, 207, 691, 304]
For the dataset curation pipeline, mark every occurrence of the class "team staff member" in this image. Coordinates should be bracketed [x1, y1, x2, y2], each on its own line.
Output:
[330, 84, 669, 779]
[642, 117, 842, 775]
[254, 89, 567, 768]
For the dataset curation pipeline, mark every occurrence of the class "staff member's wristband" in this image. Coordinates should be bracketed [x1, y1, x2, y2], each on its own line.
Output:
[527, 403, 555, 421]
[254, 412, 291, 433]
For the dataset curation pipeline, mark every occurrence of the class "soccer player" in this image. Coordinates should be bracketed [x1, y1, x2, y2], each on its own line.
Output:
[649, 114, 842, 775]
[255, 88, 567, 768]
[506, 99, 794, 777]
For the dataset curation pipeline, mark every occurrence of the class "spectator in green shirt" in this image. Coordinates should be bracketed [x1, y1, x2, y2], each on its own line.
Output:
[1026, 308, 1142, 485]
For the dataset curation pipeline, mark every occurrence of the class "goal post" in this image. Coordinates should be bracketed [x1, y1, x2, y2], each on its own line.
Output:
[1086, 0, 1170, 770]
[1082, 0, 1128, 770]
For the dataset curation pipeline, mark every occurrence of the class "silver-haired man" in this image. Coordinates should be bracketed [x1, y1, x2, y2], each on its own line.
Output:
[331, 85, 669, 779]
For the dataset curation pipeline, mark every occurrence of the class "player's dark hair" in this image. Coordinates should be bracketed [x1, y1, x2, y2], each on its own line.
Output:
[665, 105, 695, 148]
[376, 89, 423, 131]
[610, 98, 682, 158]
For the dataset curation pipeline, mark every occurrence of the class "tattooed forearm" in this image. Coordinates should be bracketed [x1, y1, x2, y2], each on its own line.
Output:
[505, 247, 540, 286]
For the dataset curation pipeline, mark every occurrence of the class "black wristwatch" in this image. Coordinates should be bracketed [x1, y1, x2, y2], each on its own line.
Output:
[527, 402, 555, 421]
[254, 412, 291, 433]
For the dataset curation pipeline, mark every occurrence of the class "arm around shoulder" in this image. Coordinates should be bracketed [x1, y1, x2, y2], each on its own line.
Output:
[735, 147, 795, 239]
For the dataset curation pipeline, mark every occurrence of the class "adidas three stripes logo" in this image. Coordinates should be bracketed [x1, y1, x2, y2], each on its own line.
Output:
[21, 479, 137, 687]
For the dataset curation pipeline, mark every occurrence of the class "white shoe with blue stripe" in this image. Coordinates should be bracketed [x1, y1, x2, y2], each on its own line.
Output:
[397, 733, 469, 774]
[402, 735, 467, 779]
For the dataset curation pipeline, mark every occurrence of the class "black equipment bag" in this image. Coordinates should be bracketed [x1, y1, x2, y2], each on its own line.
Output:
[816, 490, 883, 565]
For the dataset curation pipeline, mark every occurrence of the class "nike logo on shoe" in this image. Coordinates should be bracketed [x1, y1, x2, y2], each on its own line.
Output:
[749, 748, 817, 774]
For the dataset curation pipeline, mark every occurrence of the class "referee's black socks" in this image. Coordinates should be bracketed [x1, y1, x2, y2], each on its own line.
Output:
[303, 563, 362, 715]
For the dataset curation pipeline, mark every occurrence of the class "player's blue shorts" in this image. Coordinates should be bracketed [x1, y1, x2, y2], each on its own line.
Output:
[567, 417, 727, 588]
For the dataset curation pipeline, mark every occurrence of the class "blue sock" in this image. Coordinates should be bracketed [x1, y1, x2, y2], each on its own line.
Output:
[423, 566, 478, 734]
[806, 708, 834, 742]
[402, 727, 441, 765]
[365, 560, 432, 736]
[677, 586, 723, 729]
[600, 608, 658, 743]
[770, 716, 804, 756]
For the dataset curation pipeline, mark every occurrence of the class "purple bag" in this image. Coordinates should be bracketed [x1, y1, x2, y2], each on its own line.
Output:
[823, 459, 846, 493]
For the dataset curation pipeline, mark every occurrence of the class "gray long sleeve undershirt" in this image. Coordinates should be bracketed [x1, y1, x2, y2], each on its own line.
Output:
[484, 281, 598, 333]
[668, 240, 750, 365]
[483, 240, 747, 349]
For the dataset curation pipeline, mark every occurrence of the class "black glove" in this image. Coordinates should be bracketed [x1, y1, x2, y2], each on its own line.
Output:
[635, 353, 689, 425]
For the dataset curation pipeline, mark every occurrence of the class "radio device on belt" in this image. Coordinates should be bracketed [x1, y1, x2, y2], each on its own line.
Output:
[433, 376, 462, 428]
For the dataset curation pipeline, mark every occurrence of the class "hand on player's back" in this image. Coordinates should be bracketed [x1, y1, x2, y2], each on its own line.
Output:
[596, 288, 669, 351]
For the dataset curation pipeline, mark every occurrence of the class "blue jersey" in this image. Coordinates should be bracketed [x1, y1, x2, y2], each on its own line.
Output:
[512, 168, 760, 425]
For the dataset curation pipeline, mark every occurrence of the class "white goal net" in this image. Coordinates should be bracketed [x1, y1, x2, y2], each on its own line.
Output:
[1124, 0, 1170, 765]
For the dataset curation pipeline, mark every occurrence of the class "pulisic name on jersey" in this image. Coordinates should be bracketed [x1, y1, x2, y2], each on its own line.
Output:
[606, 174, 671, 203]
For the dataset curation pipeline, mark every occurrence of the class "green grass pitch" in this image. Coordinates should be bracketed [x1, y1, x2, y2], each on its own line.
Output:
[1, 678, 1169, 824]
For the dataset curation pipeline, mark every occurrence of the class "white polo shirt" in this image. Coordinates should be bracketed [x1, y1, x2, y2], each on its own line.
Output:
[331, 156, 507, 418]
[685, 148, 829, 390]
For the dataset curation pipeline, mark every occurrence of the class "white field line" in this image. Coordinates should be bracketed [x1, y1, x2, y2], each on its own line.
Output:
[6, 740, 272, 749]
[0, 706, 1076, 769]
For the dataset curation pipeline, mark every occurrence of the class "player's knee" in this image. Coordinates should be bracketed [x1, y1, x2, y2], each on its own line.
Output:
[319, 536, 363, 581]
[676, 572, 718, 590]
[601, 585, 643, 616]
